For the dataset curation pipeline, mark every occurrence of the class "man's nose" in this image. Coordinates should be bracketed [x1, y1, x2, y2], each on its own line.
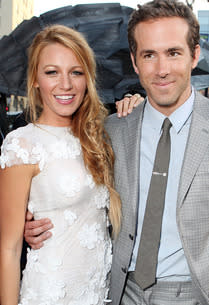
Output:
[156, 56, 170, 78]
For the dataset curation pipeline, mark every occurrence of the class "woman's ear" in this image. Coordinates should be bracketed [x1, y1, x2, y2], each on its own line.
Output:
[33, 81, 39, 88]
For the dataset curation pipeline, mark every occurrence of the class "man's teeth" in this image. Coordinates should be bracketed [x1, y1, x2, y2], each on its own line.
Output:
[56, 95, 73, 100]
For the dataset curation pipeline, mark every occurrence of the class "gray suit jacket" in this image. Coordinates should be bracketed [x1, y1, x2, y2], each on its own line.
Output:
[105, 90, 209, 305]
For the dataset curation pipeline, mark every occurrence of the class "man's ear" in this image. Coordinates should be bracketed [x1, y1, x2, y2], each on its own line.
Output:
[192, 44, 201, 70]
[130, 53, 139, 75]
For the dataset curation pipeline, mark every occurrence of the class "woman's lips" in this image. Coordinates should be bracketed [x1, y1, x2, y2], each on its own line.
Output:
[55, 95, 75, 104]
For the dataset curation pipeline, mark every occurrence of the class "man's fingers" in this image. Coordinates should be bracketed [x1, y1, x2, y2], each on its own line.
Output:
[25, 210, 34, 221]
[25, 231, 52, 247]
[24, 218, 52, 231]
[24, 216, 53, 249]
[31, 243, 44, 250]
[25, 231, 52, 249]
[24, 221, 53, 237]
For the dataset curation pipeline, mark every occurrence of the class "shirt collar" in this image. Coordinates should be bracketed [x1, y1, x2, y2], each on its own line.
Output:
[144, 87, 194, 134]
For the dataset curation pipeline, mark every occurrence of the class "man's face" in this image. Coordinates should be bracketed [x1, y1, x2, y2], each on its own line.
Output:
[131, 17, 200, 116]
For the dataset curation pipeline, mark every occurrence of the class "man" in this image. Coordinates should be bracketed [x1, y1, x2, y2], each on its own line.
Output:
[24, 1, 209, 304]
[105, 1, 209, 304]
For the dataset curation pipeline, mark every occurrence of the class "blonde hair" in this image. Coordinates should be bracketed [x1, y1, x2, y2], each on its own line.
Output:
[27, 24, 121, 236]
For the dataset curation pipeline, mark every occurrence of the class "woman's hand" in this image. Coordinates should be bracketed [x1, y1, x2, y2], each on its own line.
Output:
[116, 93, 144, 118]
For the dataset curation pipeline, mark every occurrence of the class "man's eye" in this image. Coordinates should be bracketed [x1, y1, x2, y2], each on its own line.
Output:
[169, 51, 179, 57]
[144, 54, 154, 59]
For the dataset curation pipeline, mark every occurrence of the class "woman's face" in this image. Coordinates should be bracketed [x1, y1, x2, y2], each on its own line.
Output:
[34, 42, 87, 126]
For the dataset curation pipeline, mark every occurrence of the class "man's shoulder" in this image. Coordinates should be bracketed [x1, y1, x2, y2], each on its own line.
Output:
[105, 113, 126, 126]
[194, 90, 209, 115]
[195, 90, 209, 102]
[105, 102, 145, 130]
[105, 113, 127, 139]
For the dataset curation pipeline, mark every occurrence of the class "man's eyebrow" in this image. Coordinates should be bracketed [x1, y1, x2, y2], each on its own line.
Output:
[138, 46, 185, 57]
[139, 49, 156, 56]
[167, 47, 184, 52]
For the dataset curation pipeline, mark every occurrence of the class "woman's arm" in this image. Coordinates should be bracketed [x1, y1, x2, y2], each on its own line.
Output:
[0, 164, 37, 305]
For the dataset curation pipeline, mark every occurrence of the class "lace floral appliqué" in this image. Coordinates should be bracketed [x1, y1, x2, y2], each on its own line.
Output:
[0, 138, 29, 168]
[58, 174, 81, 197]
[79, 223, 104, 249]
[64, 209, 77, 226]
[85, 174, 96, 189]
[92, 186, 110, 209]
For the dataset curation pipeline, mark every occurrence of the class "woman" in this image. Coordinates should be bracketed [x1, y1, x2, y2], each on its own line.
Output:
[0, 24, 123, 305]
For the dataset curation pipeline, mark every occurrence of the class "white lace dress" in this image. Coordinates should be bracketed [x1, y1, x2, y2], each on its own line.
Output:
[0, 123, 112, 305]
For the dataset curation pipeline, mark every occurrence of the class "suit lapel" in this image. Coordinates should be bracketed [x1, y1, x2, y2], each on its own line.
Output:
[178, 93, 209, 208]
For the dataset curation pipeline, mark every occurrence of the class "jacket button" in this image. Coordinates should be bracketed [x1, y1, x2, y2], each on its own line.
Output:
[129, 234, 134, 240]
[121, 267, 127, 274]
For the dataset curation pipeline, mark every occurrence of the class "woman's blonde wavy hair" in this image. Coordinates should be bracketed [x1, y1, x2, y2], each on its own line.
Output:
[27, 24, 121, 236]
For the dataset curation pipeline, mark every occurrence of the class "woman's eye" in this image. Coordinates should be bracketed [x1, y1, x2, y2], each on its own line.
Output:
[45, 70, 57, 75]
[72, 70, 84, 76]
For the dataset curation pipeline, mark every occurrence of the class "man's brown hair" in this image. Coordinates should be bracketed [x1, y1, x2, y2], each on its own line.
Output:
[128, 0, 200, 61]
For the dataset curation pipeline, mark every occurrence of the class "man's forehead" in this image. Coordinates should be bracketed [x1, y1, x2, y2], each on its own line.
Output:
[134, 17, 189, 49]
[134, 17, 189, 36]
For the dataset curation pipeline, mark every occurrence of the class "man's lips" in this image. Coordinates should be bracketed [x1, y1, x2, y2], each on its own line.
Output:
[152, 80, 175, 87]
